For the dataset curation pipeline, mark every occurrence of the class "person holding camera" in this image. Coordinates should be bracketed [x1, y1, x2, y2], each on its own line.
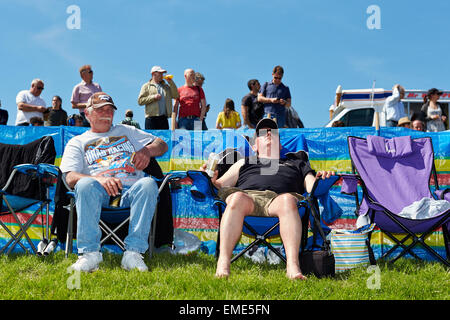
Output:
[257, 66, 292, 128]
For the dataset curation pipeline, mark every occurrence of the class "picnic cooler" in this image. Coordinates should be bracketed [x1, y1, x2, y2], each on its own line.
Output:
[329, 224, 375, 272]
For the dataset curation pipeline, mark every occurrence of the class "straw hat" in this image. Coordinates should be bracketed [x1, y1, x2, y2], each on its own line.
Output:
[397, 117, 410, 127]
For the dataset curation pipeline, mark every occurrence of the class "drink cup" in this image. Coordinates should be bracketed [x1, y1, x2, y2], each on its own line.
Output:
[205, 153, 220, 178]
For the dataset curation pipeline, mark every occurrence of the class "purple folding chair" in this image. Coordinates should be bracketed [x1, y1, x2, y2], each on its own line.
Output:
[342, 135, 450, 267]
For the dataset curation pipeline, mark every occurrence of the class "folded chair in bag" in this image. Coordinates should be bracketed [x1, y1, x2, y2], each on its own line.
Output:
[63, 159, 182, 258]
[343, 135, 450, 267]
[0, 136, 57, 254]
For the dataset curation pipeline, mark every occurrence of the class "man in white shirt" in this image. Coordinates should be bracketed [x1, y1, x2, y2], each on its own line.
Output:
[383, 84, 406, 127]
[15, 79, 47, 126]
[61, 91, 168, 272]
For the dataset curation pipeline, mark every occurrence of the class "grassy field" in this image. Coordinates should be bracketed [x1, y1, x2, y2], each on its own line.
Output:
[0, 250, 448, 301]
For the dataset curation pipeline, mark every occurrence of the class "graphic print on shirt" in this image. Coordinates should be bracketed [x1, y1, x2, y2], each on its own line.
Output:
[84, 136, 143, 187]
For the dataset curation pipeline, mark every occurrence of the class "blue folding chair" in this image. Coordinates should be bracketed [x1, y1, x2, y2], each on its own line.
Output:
[187, 147, 341, 265]
[0, 136, 57, 255]
[63, 165, 185, 259]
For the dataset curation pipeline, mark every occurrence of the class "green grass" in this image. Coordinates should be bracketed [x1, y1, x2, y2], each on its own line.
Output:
[0, 251, 448, 300]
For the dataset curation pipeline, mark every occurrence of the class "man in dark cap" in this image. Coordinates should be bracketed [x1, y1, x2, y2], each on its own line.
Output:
[203, 118, 334, 280]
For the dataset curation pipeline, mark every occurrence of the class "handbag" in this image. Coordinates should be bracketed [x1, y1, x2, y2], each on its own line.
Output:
[330, 223, 376, 273]
[299, 202, 336, 278]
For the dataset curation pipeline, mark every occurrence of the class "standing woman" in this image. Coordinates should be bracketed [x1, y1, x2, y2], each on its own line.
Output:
[421, 88, 447, 132]
[216, 98, 242, 129]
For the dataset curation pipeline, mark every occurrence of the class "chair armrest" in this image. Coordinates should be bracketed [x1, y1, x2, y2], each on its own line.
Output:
[340, 173, 360, 195]
[435, 188, 450, 201]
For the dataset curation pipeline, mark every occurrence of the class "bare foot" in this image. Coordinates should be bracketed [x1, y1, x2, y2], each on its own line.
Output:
[287, 272, 307, 280]
[287, 263, 307, 280]
[215, 258, 230, 279]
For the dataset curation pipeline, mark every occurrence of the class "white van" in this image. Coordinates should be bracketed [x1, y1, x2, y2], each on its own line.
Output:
[325, 87, 450, 128]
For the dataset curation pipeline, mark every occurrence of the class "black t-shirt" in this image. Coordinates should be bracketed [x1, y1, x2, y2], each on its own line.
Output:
[236, 156, 314, 194]
[241, 93, 264, 126]
[0, 109, 8, 125]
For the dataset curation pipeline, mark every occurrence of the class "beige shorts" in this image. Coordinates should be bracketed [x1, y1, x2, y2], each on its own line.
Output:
[218, 187, 305, 217]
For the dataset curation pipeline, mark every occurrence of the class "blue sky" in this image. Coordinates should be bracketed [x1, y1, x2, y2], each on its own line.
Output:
[1, 0, 449, 128]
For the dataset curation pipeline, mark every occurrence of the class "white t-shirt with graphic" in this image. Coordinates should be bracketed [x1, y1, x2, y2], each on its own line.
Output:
[60, 124, 156, 187]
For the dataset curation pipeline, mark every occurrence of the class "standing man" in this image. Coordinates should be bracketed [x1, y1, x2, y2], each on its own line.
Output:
[257, 66, 291, 128]
[44, 95, 68, 126]
[241, 79, 264, 129]
[71, 65, 103, 127]
[172, 68, 207, 130]
[383, 84, 406, 127]
[137, 65, 178, 130]
[60, 92, 168, 272]
[15, 79, 47, 126]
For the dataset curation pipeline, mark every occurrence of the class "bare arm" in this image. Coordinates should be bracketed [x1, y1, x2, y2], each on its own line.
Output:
[304, 171, 335, 194]
[211, 159, 245, 189]
[65, 171, 123, 196]
[241, 105, 253, 128]
[171, 100, 179, 130]
[199, 99, 207, 121]
[17, 103, 46, 113]
[257, 93, 278, 104]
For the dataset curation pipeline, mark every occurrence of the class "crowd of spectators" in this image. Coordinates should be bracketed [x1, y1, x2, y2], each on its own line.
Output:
[1, 65, 447, 132]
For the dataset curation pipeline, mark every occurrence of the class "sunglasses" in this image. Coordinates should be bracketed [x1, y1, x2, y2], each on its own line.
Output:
[82, 70, 93, 74]
[257, 128, 278, 137]
[273, 76, 282, 80]
[37, 86, 44, 90]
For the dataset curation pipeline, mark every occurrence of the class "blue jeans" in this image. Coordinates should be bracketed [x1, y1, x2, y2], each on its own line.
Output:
[264, 109, 286, 128]
[178, 117, 203, 130]
[74, 177, 158, 254]
[386, 120, 398, 127]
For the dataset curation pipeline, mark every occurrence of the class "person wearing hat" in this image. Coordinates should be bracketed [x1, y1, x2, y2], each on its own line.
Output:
[397, 116, 411, 129]
[201, 118, 335, 280]
[60, 91, 168, 272]
[138, 65, 179, 130]
[421, 88, 447, 132]
[383, 84, 406, 127]
[120, 109, 141, 129]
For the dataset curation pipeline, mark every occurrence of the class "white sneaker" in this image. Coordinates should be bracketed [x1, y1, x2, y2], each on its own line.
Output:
[121, 251, 148, 272]
[70, 252, 103, 272]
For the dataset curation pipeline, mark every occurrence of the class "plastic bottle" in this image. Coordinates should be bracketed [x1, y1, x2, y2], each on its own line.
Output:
[205, 153, 220, 177]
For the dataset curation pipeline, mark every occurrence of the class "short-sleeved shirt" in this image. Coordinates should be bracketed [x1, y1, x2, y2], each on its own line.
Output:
[60, 124, 156, 187]
[241, 93, 264, 126]
[177, 85, 205, 118]
[15, 90, 46, 125]
[236, 156, 314, 195]
[71, 81, 103, 110]
[259, 81, 291, 115]
[216, 111, 241, 129]
[45, 108, 68, 126]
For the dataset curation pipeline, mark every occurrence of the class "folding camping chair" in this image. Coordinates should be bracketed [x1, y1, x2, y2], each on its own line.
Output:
[187, 148, 341, 265]
[0, 136, 57, 255]
[63, 163, 182, 259]
[343, 135, 450, 267]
